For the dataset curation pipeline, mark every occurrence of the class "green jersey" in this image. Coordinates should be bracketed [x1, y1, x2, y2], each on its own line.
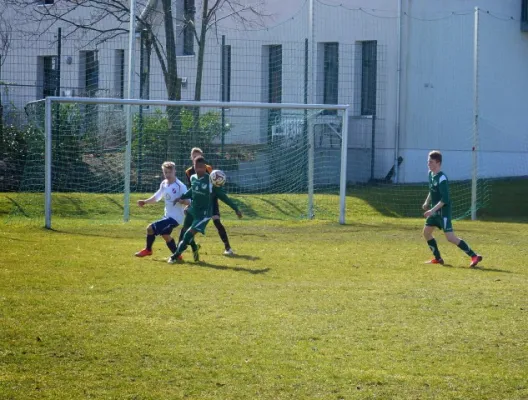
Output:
[428, 171, 451, 215]
[181, 173, 239, 218]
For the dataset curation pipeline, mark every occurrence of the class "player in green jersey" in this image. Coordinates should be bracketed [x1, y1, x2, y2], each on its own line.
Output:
[422, 150, 483, 267]
[168, 157, 242, 264]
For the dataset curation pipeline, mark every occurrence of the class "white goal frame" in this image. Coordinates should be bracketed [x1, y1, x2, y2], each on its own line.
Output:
[44, 97, 350, 228]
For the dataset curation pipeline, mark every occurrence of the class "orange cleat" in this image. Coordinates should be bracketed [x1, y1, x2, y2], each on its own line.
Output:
[135, 248, 153, 257]
[425, 258, 444, 265]
[470, 255, 483, 268]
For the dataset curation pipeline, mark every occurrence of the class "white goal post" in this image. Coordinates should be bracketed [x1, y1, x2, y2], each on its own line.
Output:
[43, 97, 350, 228]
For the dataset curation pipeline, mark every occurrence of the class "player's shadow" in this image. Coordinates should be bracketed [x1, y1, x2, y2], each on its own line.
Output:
[441, 263, 511, 273]
[229, 254, 261, 261]
[195, 261, 269, 274]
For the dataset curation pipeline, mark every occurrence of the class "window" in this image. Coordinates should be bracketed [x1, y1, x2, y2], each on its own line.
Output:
[361, 41, 377, 116]
[268, 45, 282, 104]
[183, 0, 195, 55]
[522, 0, 528, 31]
[268, 45, 282, 137]
[140, 32, 151, 101]
[114, 50, 125, 99]
[221, 45, 231, 102]
[40, 56, 58, 99]
[80, 51, 99, 132]
[323, 43, 339, 107]
[37, 0, 54, 5]
[80, 50, 99, 97]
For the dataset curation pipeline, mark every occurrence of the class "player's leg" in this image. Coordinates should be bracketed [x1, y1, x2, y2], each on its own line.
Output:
[444, 227, 482, 267]
[212, 198, 233, 255]
[157, 217, 179, 254]
[162, 234, 178, 253]
[135, 221, 157, 257]
[178, 213, 198, 253]
[423, 218, 443, 264]
[169, 217, 210, 263]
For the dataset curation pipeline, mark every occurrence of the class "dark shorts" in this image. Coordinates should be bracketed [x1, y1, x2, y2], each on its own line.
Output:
[425, 213, 453, 233]
[151, 217, 179, 236]
[212, 196, 220, 217]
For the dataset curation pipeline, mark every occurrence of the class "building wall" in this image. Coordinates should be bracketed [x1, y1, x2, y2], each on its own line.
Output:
[399, 0, 528, 182]
[2, 0, 527, 185]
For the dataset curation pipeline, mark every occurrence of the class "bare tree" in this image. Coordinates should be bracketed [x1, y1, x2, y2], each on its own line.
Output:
[0, 13, 12, 147]
[3, 0, 269, 163]
[0, 14, 11, 67]
[185, 0, 267, 102]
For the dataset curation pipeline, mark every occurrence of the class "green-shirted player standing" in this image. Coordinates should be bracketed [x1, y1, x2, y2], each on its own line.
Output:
[422, 150, 483, 267]
[168, 156, 242, 264]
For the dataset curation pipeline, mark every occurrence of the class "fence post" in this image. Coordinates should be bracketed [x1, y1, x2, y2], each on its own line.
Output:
[471, 7, 480, 221]
[221, 35, 226, 156]
[0, 54, 3, 150]
[124, 0, 137, 222]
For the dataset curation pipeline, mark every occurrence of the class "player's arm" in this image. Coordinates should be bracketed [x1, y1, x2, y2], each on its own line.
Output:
[176, 181, 191, 206]
[138, 184, 163, 207]
[425, 180, 450, 217]
[213, 187, 243, 218]
[422, 193, 431, 211]
[438, 178, 450, 206]
[172, 187, 193, 206]
[185, 167, 193, 186]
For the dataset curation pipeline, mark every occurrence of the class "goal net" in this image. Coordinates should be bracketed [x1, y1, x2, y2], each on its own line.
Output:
[18, 97, 349, 227]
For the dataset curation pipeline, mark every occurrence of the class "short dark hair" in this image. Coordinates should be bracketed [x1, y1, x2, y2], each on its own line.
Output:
[193, 156, 206, 165]
[429, 150, 442, 164]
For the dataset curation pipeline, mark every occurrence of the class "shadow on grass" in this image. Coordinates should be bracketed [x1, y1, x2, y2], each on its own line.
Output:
[105, 195, 124, 210]
[253, 196, 299, 218]
[440, 263, 512, 273]
[5, 196, 31, 218]
[229, 254, 261, 261]
[45, 228, 137, 239]
[158, 258, 269, 274]
[228, 198, 258, 218]
[63, 195, 89, 216]
[196, 261, 270, 274]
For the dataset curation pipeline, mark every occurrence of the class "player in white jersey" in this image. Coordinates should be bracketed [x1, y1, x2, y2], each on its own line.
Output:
[135, 161, 190, 258]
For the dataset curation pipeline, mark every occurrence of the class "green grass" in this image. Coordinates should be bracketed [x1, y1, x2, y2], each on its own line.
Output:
[1, 187, 527, 399]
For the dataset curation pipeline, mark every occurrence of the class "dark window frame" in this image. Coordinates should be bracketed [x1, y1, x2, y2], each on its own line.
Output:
[522, 0, 528, 31]
[221, 44, 231, 102]
[323, 42, 339, 107]
[267, 45, 282, 142]
[84, 50, 99, 97]
[183, 0, 195, 55]
[361, 40, 377, 116]
[42, 55, 58, 99]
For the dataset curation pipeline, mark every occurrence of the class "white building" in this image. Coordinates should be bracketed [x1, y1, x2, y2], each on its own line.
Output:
[1, 0, 527, 185]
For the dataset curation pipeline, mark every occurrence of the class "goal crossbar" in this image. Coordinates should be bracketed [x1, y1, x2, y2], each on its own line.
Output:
[43, 96, 350, 228]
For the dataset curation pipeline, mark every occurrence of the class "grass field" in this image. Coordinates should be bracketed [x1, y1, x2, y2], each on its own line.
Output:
[1, 186, 527, 399]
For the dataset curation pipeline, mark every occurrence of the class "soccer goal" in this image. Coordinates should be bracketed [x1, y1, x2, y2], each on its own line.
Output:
[24, 97, 350, 228]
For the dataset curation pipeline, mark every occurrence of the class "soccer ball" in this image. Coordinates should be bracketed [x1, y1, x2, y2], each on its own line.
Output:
[210, 169, 227, 187]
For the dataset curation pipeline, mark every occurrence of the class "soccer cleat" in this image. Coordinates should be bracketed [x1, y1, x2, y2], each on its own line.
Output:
[193, 244, 201, 262]
[167, 254, 183, 264]
[223, 248, 234, 256]
[135, 248, 152, 257]
[425, 258, 444, 265]
[470, 255, 483, 268]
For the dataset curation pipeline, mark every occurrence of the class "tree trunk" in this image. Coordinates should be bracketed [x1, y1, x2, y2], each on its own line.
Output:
[191, 0, 209, 146]
[161, 0, 183, 166]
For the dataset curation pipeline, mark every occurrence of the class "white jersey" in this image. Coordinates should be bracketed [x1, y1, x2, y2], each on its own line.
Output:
[153, 178, 188, 224]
